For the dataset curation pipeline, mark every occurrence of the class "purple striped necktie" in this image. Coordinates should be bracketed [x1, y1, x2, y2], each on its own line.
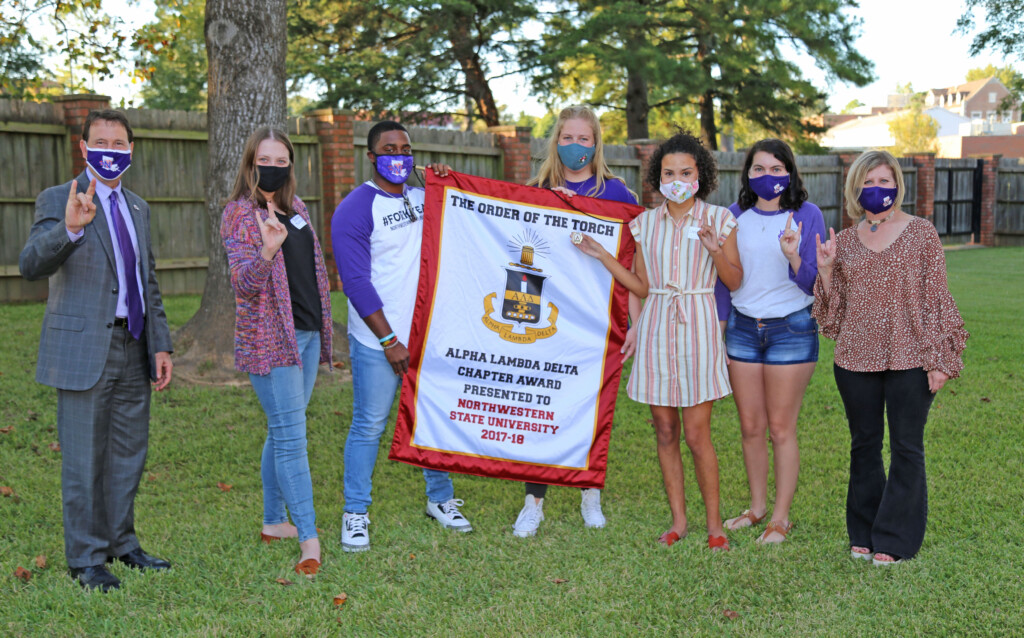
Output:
[108, 191, 144, 340]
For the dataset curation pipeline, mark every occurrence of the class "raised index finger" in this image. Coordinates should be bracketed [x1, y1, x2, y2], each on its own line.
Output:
[67, 180, 78, 202]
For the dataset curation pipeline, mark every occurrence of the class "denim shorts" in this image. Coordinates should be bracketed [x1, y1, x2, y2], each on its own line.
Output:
[725, 305, 819, 365]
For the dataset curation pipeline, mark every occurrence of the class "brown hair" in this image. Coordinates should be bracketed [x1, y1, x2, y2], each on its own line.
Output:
[83, 109, 134, 143]
[228, 127, 296, 213]
[527, 105, 632, 199]
[843, 149, 905, 220]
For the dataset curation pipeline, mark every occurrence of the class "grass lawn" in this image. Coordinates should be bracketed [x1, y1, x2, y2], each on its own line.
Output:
[1, 247, 1022, 636]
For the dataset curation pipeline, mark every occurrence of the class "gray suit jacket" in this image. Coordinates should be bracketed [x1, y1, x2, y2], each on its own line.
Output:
[19, 171, 173, 391]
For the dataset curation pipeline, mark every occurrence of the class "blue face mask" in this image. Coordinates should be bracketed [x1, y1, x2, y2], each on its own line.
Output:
[858, 186, 898, 214]
[374, 153, 414, 184]
[86, 146, 132, 180]
[557, 143, 594, 172]
[749, 174, 790, 202]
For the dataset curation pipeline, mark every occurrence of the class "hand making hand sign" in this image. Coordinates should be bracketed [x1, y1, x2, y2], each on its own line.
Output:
[65, 178, 97, 234]
[257, 210, 288, 262]
[779, 212, 803, 259]
[697, 220, 720, 254]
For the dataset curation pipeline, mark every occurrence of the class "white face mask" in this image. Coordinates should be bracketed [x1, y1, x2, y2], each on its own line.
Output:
[660, 180, 699, 204]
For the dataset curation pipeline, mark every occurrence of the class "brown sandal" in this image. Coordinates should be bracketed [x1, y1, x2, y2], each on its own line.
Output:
[724, 509, 767, 531]
[757, 520, 793, 544]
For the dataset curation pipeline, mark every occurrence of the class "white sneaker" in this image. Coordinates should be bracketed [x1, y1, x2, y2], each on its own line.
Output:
[580, 488, 606, 528]
[341, 512, 370, 552]
[426, 499, 473, 532]
[512, 495, 544, 537]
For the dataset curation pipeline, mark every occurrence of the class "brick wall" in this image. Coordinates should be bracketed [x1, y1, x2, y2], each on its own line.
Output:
[53, 94, 112, 175]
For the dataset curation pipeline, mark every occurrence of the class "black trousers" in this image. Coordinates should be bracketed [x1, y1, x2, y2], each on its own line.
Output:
[525, 483, 587, 499]
[834, 365, 935, 560]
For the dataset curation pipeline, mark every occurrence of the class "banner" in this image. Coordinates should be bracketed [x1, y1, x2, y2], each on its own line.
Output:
[388, 171, 642, 488]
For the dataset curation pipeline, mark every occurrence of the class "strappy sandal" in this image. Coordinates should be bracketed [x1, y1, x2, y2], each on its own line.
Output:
[724, 509, 767, 531]
[658, 529, 687, 546]
[756, 520, 793, 544]
[708, 535, 730, 552]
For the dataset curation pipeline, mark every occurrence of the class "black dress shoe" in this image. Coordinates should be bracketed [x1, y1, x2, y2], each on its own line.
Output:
[108, 547, 172, 572]
[69, 565, 121, 592]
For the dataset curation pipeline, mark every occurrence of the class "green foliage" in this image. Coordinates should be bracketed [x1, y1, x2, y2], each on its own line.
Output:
[958, 0, 1024, 61]
[888, 107, 939, 155]
[0, 0, 131, 98]
[532, 0, 874, 147]
[1, 249, 1022, 634]
[133, 0, 207, 111]
[287, 0, 539, 127]
[841, 99, 865, 114]
[966, 63, 1024, 113]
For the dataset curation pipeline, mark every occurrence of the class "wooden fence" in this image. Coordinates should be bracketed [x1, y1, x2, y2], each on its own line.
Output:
[996, 158, 1024, 246]
[3, 97, 1024, 302]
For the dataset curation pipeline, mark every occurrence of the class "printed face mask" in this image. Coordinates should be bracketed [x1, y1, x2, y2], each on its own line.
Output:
[556, 143, 594, 171]
[858, 186, 898, 214]
[85, 146, 132, 180]
[660, 180, 699, 204]
[374, 154, 414, 184]
[749, 174, 790, 202]
[256, 165, 290, 192]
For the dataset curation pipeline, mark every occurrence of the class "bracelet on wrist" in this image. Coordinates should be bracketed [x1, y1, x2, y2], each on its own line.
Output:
[378, 332, 396, 345]
[382, 339, 401, 351]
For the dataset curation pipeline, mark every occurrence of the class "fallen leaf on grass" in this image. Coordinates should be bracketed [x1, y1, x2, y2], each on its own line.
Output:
[275, 578, 294, 586]
[35, 555, 47, 569]
[550, 578, 568, 584]
[409, 553, 415, 560]
[217, 482, 233, 492]
[0, 486, 15, 497]
[49, 442, 61, 452]
[333, 593, 348, 607]
[25, 410, 38, 421]
[0, 426, 13, 434]
[980, 397, 991, 403]
[824, 405, 835, 411]
[333, 411, 345, 416]
[14, 567, 31, 582]
[147, 473, 158, 482]
[723, 610, 739, 619]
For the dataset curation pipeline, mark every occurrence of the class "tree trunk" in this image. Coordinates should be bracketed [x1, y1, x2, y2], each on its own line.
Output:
[172, 0, 287, 383]
[699, 90, 717, 150]
[625, 67, 650, 140]
[450, 23, 500, 128]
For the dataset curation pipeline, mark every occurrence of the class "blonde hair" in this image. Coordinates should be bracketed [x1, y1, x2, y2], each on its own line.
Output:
[528, 105, 629, 198]
[844, 149, 906, 220]
[228, 127, 297, 213]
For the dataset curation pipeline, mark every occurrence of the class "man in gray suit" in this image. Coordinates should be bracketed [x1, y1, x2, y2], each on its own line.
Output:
[19, 109, 174, 592]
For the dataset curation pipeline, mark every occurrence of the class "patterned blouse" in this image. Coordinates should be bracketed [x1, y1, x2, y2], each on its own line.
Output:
[222, 196, 333, 375]
[812, 216, 967, 377]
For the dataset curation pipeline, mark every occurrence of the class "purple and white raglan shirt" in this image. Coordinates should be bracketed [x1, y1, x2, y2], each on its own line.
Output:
[332, 181, 425, 351]
[714, 201, 826, 320]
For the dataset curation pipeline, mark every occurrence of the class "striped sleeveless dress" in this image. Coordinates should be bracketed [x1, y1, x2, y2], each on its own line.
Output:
[627, 199, 736, 407]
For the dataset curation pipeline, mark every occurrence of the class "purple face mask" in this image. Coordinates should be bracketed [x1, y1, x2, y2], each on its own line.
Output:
[374, 154, 414, 184]
[86, 146, 132, 180]
[749, 174, 789, 202]
[858, 186, 898, 214]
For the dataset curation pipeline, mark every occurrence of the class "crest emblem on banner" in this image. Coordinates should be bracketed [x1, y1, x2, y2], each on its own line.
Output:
[482, 231, 558, 344]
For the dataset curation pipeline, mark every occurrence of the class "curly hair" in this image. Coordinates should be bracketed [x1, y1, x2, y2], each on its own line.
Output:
[737, 138, 808, 211]
[645, 132, 718, 200]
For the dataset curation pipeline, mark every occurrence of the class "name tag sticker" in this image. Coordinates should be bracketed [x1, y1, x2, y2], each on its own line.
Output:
[289, 215, 307, 230]
[686, 226, 700, 240]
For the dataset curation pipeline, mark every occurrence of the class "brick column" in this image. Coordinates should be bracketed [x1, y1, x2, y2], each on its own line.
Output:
[836, 152, 861, 230]
[53, 94, 111, 177]
[488, 125, 533, 184]
[308, 108, 355, 290]
[627, 139, 661, 208]
[910, 153, 935, 221]
[978, 154, 1001, 246]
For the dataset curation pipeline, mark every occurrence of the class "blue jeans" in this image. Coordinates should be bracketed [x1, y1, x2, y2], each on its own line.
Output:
[344, 336, 453, 513]
[249, 330, 320, 542]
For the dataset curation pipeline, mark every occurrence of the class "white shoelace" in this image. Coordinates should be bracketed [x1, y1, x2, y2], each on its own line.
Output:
[439, 499, 465, 518]
[346, 514, 369, 536]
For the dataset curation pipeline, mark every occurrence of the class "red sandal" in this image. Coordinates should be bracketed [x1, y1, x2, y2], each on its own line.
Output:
[658, 529, 687, 546]
[708, 535, 730, 552]
[724, 509, 767, 531]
